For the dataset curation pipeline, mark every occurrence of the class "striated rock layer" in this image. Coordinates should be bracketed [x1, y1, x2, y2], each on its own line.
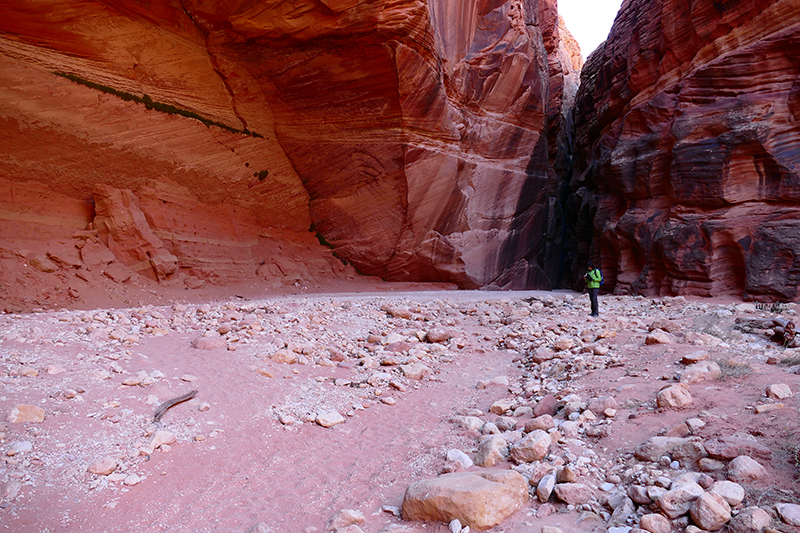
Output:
[0, 0, 581, 296]
[570, 0, 800, 301]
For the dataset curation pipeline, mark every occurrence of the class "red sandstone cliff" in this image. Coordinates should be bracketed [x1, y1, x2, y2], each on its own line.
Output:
[571, 0, 800, 301]
[0, 0, 581, 306]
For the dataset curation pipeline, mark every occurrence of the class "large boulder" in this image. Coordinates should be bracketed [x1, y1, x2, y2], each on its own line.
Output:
[401, 470, 528, 531]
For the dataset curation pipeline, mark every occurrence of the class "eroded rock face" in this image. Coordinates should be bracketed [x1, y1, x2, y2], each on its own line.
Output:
[570, 0, 800, 301]
[0, 0, 581, 292]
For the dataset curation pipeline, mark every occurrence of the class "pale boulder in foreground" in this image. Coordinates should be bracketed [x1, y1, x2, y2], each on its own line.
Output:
[401, 470, 528, 530]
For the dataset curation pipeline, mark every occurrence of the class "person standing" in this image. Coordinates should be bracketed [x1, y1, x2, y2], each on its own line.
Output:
[584, 262, 603, 317]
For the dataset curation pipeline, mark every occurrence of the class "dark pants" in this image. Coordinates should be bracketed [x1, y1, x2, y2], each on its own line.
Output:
[589, 288, 599, 316]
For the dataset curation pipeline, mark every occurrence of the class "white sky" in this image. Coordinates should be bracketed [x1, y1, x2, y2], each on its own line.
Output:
[558, 0, 624, 58]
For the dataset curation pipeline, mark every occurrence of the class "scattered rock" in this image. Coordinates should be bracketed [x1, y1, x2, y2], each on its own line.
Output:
[103, 262, 134, 283]
[48, 246, 82, 269]
[635, 436, 688, 462]
[683, 331, 724, 347]
[17, 366, 39, 377]
[646, 330, 674, 345]
[699, 458, 727, 472]
[609, 496, 636, 527]
[476, 376, 509, 389]
[530, 347, 554, 363]
[446, 449, 474, 470]
[316, 411, 345, 428]
[494, 416, 517, 432]
[447, 519, 462, 533]
[524, 415, 555, 432]
[2, 480, 23, 500]
[650, 319, 683, 333]
[553, 337, 574, 351]
[639, 513, 671, 533]
[122, 371, 148, 386]
[672, 439, 708, 467]
[690, 491, 731, 531]
[681, 361, 721, 384]
[6, 441, 33, 456]
[29, 254, 60, 273]
[426, 328, 451, 343]
[766, 384, 792, 399]
[489, 398, 516, 415]
[657, 481, 704, 519]
[88, 456, 118, 476]
[685, 418, 706, 433]
[681, 351, 709, 364]
[278, 414, 298, 426]
[400, 363, 431, 380]
[559, 420, 579, 439]
[727, 456, 768, 483]
[80, 241, 116, 266]
[729, 506, 772, 532]
[709, 481, 745, 506]
[474, 435, 508, 467]
[191, 335, 227, 350]
[150, 430, 177, 450]
[556, 465, 577, 483]
[461, 416, 483, 432]
[327, 509, 365, 531]
[510, 430, 551, 464]
[7, 404, 45, 423]
[533, 395, 558, 417]
[704, 437, 772, 460]
[536, 474, 556, 502]
[124, 474, 141, 486]
[656, 384, 693, 408]
[754, 403, 784, 414]
[587, 395, 618, 414]
[553, 483, 594, 505]
[776, 503, 800, 526]
[271, 349, 297, 364]
[628, 485, 651, 505]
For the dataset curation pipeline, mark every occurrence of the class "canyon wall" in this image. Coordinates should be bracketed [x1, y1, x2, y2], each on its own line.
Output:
[0, 0, 581, 306]
[571, 0, 800, 301]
